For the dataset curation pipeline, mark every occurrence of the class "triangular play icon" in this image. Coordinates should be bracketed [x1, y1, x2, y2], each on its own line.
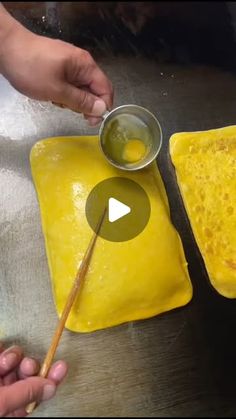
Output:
[108, 197, 131, 223]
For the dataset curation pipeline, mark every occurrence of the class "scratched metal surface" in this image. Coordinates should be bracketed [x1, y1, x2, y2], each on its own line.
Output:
[1, 2, 236, 417]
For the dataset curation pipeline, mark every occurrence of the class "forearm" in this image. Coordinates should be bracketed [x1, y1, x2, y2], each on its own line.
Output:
[0, 4, 16, 42]
[0, 3, 23, 72]
[0, 3, 112, 118]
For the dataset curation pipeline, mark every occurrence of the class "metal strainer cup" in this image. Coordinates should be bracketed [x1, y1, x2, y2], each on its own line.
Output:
[99, 104, 162, 171]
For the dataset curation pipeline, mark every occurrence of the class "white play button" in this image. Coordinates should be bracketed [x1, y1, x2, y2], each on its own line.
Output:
[86, 177, 151, 241]
[108, 197, 131, 223]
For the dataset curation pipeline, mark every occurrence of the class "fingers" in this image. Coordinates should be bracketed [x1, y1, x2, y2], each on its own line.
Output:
[87, 65, 114, 110]
[6, 407, 27, 417]
[47, 360, 68, 385]
[18, 357, 39, 380]
[62, 47, 113, 116]
[0, 377, 56, 417]
[70, 48, 113, 109]
[0, 346, 23, 376]
[84, 115, 101, 127]
[3, 371, 17, 386]
[56, 83, 107, 117]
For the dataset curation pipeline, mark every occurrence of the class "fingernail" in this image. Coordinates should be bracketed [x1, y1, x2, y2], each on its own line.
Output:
[91, 99, 106, 117]
[42, 384, 56, 401]
[51, 362, 68, 382]
[87, 117, 101, 127]
[1, 352, 18, 369]
[21, 357, 37, 375]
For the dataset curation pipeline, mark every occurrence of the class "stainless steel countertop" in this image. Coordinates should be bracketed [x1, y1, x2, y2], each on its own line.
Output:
[1, 35, 236, 418]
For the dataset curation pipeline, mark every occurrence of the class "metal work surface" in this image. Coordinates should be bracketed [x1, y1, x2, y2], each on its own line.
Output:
[1, 2, 236, 417]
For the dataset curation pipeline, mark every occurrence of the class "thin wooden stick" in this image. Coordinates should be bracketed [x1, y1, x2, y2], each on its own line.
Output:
[26, 208, 107, 414]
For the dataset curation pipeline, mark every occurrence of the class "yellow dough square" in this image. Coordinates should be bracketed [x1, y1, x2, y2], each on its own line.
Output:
[30, 136, 192, 332]
[170, 126, 236, 298]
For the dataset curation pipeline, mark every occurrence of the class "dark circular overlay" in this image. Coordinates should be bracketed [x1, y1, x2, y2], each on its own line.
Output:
[85, 177, 151, 242]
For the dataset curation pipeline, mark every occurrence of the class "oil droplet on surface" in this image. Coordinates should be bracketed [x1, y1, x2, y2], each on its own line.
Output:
[204, 227, 213, 238]
[205, 243, 213, 254]
[227, 206, 234, 215]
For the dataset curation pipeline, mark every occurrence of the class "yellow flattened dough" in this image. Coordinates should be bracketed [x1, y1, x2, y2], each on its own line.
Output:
[31, 136, 192, 332]
[170, 126, 236, 298]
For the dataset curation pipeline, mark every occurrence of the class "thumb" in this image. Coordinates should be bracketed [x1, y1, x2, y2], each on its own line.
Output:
[0, 377, 56, 416]
[56, 83, 107, 116]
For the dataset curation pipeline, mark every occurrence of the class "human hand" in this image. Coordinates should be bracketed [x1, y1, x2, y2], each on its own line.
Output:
[0, 16, 113, 126]
[0, 343, 68, 417]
